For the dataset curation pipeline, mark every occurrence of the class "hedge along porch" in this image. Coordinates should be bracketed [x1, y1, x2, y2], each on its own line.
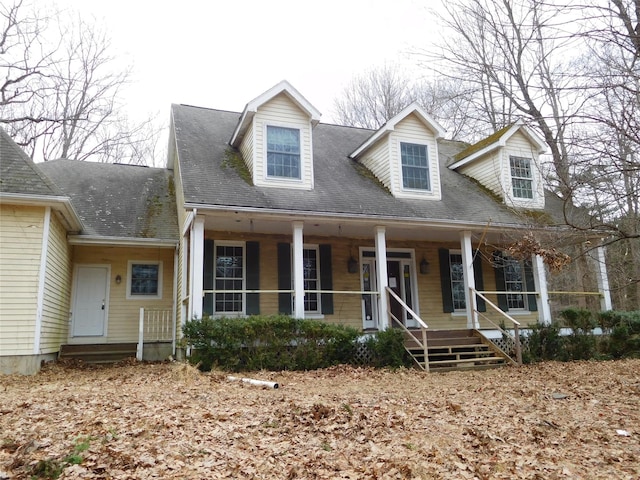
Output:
[180, 210, 562, 335]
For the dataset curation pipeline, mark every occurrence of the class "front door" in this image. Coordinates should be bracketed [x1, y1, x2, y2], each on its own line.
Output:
[361, 252, 418, 329]
[72, 265, 109, 337]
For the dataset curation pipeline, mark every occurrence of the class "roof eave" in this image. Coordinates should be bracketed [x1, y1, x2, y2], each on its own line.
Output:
[68, 235, 178, 248]
[0, 192, 83, 232]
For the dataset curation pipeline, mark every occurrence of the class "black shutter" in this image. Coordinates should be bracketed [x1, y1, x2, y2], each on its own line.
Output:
[524, 259, 538, 312]
[319, 244, 334, 315]
[493, 251, 509, 311]
[277, 243, 292, 315]
[245, 241, 260, 315]
[203, 239, 214, 317]
[439, 248, 454, 313]
[473, 254, 486, 312]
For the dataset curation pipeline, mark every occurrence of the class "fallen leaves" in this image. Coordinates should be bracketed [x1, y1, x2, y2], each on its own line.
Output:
[0, 360, 638, 478]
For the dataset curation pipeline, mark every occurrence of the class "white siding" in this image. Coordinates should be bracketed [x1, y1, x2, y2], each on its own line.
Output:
[502, 131, 545, 209]
[0, 205, 43, 355]
[390, 114, 441, 200]
[253, 93, 314, 190]
[360, 137, 392, 190]
[39, 213, 72, 353]
[459, 151, 504, 198]
[239, 122, 255, 179]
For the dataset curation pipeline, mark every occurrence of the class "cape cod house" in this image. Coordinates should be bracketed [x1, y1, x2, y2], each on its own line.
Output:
[0, 81, 612, 374]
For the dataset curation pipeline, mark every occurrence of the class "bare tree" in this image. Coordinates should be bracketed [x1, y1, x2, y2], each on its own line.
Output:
[333, 64, 477, 140]
[1, 1, 161, 165]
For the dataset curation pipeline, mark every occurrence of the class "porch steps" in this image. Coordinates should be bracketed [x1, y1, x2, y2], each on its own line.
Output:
[59, 343, 137, 364]
[405, 329, 509, 372]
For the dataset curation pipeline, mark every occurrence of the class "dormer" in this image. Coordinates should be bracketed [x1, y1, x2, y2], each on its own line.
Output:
[349, 104, 446, 200]
[448, 121, 548, 209]
[230, 81, 321, 190]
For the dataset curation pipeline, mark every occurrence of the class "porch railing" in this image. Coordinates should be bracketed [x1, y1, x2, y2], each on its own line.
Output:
[471, 288, 522, 365]
[137, 307, 174, 361]
[385, 286, 430, 372]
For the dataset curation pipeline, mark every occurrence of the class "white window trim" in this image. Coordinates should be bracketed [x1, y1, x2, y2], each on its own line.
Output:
[503, 256, 529, 312]
[503, 152, 544, 208]
[213, 240, 246, 317]
[393, 137, 441, 200]
[509, 155, 535, 200]
[448, 249, 467, 312]
[295, 244, 322, 315]
[399, 140, 432, 193]
[126, 260, 163, 300]
[262, 121, 307, 186]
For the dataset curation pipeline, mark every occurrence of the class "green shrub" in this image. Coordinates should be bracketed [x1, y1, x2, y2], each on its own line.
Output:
[558, 308, 598, 360]
[598, 310, 640, 358]
[365, 328, 413, 368]
[182, 315, 359, 371]
[524, 322, 564, 363]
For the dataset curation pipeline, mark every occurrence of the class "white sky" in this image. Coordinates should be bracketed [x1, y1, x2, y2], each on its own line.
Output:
[50, 0, 440, 125]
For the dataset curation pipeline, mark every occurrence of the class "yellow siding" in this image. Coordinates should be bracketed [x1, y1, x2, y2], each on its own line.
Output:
[202, 232, 538, 331]
[253, 93, 314, 189]
[72, 246, 175, 343]
[0, 205, 43, 355]
[39, 213, 73, 353]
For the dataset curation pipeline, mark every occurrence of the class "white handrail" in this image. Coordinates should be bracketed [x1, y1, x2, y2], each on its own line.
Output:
[472, 288, 522, 365]
[137, 307, 174, 361]
[385, 287, 428, 329]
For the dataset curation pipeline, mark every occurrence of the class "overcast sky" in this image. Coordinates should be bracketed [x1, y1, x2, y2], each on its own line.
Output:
[51, 0, 439, 125]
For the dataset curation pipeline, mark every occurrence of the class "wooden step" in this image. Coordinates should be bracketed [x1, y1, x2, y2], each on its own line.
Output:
[428, 356, 506, 367]
[59, 343, 137, 363]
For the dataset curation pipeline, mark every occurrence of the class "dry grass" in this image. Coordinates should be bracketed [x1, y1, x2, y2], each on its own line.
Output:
[1, 359, 639, 479]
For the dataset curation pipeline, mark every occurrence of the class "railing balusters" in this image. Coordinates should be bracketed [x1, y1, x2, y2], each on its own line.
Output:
[137, 307, 175, 361]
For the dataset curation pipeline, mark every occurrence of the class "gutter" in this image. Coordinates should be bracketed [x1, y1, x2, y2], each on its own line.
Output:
[182, 202, 571, 233]
[1, 192, 83, 232]
[67, 235, 177, 247]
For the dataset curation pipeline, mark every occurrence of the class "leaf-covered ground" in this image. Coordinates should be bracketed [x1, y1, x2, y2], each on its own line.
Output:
[1, 359, 638, 479]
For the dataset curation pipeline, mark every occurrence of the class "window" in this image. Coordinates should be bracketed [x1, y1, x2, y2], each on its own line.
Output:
[303, 247, 320, 313]
[127, 261, 162, 299]
[510, 156, 533, 199]
[504, 257, 527, 310]
[449, 252, 466, 310]
[215, 244, 244, 313]
[267, 125, 301, 179]
[401, 142, 430, 190]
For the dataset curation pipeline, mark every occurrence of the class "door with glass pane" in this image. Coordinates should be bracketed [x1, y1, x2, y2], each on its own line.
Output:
[361, 259, 378, 330]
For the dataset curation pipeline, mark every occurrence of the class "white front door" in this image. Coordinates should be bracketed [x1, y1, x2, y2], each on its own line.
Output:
[361, 251, 419, 330]
[72, 265, 109, 337]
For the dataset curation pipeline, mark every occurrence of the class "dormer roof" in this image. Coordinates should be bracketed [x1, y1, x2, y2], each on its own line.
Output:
[349, 103, 447, 159]
[448, 120, 547, 169]
[230, 80, 322, 147]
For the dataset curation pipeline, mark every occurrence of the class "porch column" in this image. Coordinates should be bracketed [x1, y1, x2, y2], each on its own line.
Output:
[375, 226, 389, 330]
[460, 231, 479, 329]
[595, 245, 612, 311]
[292, 221, 305, 318]
[532, 254, 552, 325]
[191, 216, 205, 320]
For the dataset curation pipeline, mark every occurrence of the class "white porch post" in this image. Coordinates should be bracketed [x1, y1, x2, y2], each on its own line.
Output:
[191, 216, 205, 320]
[374, 226, 389, 330]
[595, 245, 612, 311]
[460, 231, 479, 329]
[532, 254, 552, 325]
[292, 221, 305, 319]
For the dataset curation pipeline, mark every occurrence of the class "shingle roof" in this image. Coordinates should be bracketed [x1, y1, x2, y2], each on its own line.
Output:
[172, 104, 551, 227]
[38, 159, 178, 240]
[0, 128, 62, 197]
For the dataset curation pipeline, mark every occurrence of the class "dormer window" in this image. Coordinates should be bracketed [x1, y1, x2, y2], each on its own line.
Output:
[267, 125, 301, 179]
[510, 156, 533, 199]
[401, 142, 430, 191]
